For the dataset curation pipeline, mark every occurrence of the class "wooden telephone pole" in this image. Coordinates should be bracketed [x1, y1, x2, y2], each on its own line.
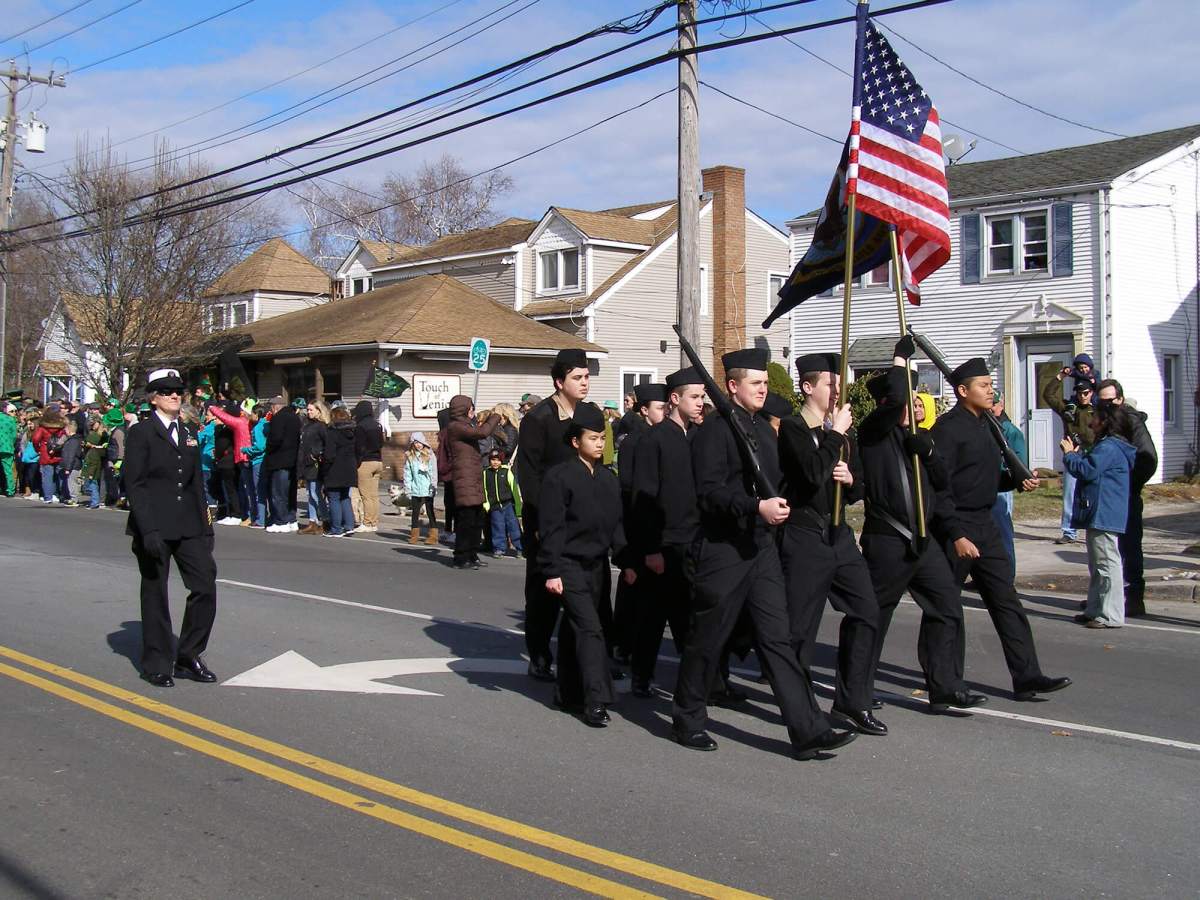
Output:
[676, 0, 700, 367]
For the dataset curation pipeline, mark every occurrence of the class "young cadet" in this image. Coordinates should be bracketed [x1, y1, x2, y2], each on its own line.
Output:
[778, 352, 884, 735]
[931, 358, 1072, 701]
[671, 347, 855, 760]
[517, 348, 591, 681]
[539, 403, 634, 728]
[124, 369, 218, 688]
[613, 382, 668, 661]
[628, 368, 704, 697]
[857, 339, 987, 713]
[760, 391, 794, 435]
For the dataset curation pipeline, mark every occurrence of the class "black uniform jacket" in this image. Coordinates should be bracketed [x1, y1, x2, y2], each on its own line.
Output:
[124, 414, 212, 541]
[515, 394, 574, 512]
[537, 457, 627, 577]
[630, 418, 699, 553]
[617, 415, 649, 496]
[691, 404, 780, 551]
[778, 405, 864, 531]
[929, 402, 1014, 540]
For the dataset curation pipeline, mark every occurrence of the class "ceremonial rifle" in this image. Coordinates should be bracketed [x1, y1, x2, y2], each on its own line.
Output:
[907, 327, 1037, 488]
[672, 324, 780, 499]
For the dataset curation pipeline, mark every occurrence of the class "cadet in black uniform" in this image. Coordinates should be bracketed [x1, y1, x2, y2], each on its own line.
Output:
[671, 348, 855, 760]
[857, 340, 987, 712]
[778, 353, 885, 736]
[516, 348, 591, 681]
[628, 369, 704, 697]
[931, 358, 1072, 701]
[124, 369, 218, 688]
[539, 403, 634, 727]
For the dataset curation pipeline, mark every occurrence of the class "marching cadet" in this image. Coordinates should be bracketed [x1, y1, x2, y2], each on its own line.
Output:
[671, 348, 855, 760]
[539, 403, 635, 727]
[517, 348, 591, 682]
[627, 369, 704, 697]
[857, 339, 987, 713]
[124, 369, 218, 688]
[778, 353, 884, 736]
[931, 358, 1072, 701]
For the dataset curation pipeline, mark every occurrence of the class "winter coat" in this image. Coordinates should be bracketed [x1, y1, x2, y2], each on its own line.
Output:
[210, 404, 251, 464]
[403, 451, 436, 498]
[82, 429, 107, 481]
[247, 418, 268, 465]
[298, 419, 328, 481]
[1126, 406, 1158, 490]
[0, 412, 16, 455]
[1042, 376, 1097, 447]
[482, 463, 522, 516]
[60, 433, 84, 472]
[197, 421, 217, 472]
[214, 424, 235, 471]
[1064, 435, 1136, 533]
[321, 421, 359, 489]
[33, 424, 66, 465]
[444, 396, 499, 508]
[265, 405, 301, 471]
[21, 433, 40, 463]
[353, 400, 383, 464]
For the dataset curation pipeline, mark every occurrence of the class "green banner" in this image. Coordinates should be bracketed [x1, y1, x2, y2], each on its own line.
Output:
[363, 366, 410, 399]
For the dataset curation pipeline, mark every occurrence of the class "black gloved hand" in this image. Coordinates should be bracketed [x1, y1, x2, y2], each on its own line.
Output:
[893, 334, 916, 361]
[141, 533, 167, 560]
[903, 431, 934, 459]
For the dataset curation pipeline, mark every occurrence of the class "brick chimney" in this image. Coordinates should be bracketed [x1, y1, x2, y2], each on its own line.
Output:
[702, 165, 746, 379]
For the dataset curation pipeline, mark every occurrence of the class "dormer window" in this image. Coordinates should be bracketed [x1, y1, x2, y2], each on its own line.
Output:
[538, 248, 580, 293]
[352, 277, 371, 296]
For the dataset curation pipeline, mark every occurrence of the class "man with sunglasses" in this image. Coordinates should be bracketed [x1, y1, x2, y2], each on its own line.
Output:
[124, 368, 218, 688]
[1043, 367, 1099, 545]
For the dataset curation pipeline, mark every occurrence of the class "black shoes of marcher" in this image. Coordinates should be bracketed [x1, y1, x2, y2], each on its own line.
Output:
[583, 705, 609, 728]
[794, 728, 857, 761]
[631, 677, 653, 698]
[832, 707, 888, 736]
[928, 690, 988, 713]
[709, 686, 748, 709]
[671, 728, 718, 751]
[141, 671, 175, 688]
[174, 657, 217, 683]
[528, 660, 555, 682]
[872, 697, 885, 710]
[1013, 675, 1073, 701]
[1125, 601, 1147, 618]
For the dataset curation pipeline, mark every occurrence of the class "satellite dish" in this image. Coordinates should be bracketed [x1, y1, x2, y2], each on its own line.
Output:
[942, 134, 967, 161]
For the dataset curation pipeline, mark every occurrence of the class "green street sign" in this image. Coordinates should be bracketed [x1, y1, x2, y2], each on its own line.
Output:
[468, 337, 490, 372]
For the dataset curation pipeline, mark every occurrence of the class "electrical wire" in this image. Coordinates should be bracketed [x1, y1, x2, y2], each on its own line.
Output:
[1, 0, 98, 45]
[700, 80, 841, 144]
[21, 0, 145, 54]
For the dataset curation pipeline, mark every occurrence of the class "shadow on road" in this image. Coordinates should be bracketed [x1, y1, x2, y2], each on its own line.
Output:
[105, 620, 142, 672]
[0, 847, 70, 900]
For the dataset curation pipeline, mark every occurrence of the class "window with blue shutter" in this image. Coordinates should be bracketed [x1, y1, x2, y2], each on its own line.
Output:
[1052, 202, 1073, 277]
[961, 213, 981, 283]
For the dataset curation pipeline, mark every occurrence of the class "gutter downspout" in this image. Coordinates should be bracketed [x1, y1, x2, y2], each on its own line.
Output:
[1097, 188, 1112, 375]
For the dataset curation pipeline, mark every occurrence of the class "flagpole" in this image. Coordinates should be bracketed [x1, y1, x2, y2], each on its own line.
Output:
[889, 227, 926, 542]
[832, 0, 870, 529]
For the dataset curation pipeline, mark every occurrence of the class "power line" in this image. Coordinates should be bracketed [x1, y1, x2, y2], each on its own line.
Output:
[69, 0, 261, 74]
[1, 0, 98, 45]
[22, 0, 145, 54]
[700, 80, 840, 144]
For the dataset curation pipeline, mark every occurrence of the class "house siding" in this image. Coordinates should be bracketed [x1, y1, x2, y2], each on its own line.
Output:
[372, 256, 515, 307]
[531, 217, 588, 303]
[253, 291, 328, 321]
[590, 246, 641, 290]
[743, 212, 792, 364]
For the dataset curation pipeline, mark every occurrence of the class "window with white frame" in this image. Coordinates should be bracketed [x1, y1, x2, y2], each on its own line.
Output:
[986, 210, 1048, 275]
[538, 248, 580, 293]
[621, 369, 657, 397]
[352, 277, 371, 296]
[1164, 353, 1179, 426]
[699, 264, 709, 316]
[231, 302, 249, 326]
[768, 272, 788, 313]
[835, 261, 891, 292]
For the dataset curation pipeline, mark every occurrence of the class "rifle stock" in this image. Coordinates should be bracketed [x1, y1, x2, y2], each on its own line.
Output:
[672, 325, 779, 498]
[907, 328, 1036, 488]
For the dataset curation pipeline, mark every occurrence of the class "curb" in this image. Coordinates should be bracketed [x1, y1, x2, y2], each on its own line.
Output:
[1017, 575, 1200, 602]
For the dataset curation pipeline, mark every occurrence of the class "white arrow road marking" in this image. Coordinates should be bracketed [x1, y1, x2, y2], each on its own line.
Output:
[223, 651, 530, 695]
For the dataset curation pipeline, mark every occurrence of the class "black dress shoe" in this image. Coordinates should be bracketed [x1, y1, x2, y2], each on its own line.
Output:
[583, 704, 609, 727]
[528, 660, 555, 682]
[141, 671, 175, 688]
[794, 728, 857, 760]
[671, 728, 717, 751]
[174, 657, 217, 683]
[709, 687, 748, 709]
[928, 690, 988, 713]
[631, 678, 653, 698]
[871, 697, 885, 710]
[1013, 675, 1073, 701]
[832, 707, 888, 735]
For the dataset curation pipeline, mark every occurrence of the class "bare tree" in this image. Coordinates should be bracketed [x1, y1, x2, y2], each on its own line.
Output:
[35, 140, 282, 401]
[3, 191, 60, 393]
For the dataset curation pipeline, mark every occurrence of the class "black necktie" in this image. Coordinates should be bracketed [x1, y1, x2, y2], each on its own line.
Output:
[168, 421, 178, 445]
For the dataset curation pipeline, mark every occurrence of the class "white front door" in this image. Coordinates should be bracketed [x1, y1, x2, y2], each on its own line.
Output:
[1019, 338, 1074, 471]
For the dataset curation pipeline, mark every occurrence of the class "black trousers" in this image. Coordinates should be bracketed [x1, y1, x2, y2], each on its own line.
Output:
[443, 482, 457, 533]
[556, 558, 616, 707]
[780, 523, 878, 712]
[861, 531, 965, 697]
[219, 467, 242, 519]
[1119, 491, 1145, 601]
[453, 505, 484, 564]
[132, 534, 217, 676]
[410, 496, 436, 528]
[611, 577, 637, 656]
[632, 544, 692, 683]
[943, 512, 1042, 686]
[523, 505, 561, 666]
[672, 536, 826, 746]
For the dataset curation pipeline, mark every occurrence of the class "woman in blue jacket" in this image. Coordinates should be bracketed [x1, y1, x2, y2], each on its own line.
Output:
[1060, 403, 1138, 629]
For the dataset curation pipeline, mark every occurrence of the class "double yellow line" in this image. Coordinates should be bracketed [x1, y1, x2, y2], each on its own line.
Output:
[0, 645, 765, 899]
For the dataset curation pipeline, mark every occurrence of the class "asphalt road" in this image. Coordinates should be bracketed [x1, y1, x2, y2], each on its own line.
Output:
[2, 500, 1198, 899]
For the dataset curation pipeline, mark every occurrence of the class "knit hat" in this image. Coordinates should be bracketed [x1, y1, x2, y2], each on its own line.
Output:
[102, 408, 125, 429]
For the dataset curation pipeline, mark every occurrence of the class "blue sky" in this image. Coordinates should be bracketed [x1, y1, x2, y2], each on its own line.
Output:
[4, 0, 1198, 236]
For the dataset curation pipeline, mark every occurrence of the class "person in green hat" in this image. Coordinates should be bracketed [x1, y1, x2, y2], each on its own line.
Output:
[0, 401, 18, 496]
[102, 406, 128, 507]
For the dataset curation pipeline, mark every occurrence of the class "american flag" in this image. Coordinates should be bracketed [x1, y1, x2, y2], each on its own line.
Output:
[847, 19, 950, 303]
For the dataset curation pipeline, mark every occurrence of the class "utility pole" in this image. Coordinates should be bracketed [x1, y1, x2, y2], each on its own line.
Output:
[0, 60, 65, 394]
[676, 0, 700, 368]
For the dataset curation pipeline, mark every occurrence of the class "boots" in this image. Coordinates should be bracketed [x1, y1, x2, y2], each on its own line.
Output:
[409, 527, 420, 545]
[426, 527, 439, 546]
[301, 522, 322, 535]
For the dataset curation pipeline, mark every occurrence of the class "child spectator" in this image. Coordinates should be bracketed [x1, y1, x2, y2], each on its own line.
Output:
[403, 432, 438, 545]
[483, 448, 522, 558]
[81, 420, 108, 509]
